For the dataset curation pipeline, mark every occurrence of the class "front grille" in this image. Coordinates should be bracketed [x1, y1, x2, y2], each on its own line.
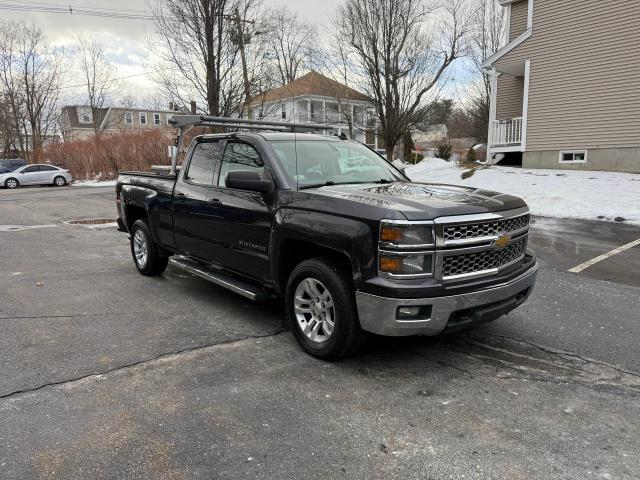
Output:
[443, 214, 529, 242]
[442, 237, 527, 278]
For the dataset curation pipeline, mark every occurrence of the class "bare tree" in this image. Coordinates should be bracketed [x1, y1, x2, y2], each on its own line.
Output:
[467, 0, 505, 142]
[336, 0, 471, 160]
[0, 21, 63, 162]
[149, 0, 269, 118]
[75, 34, 119, 136]
[266, 6, 317, 86]
[0, 95, 16, 157]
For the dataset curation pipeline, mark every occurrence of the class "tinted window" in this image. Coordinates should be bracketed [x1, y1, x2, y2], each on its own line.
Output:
[218, 142, 264, 187]
[22, 166, 39, 173]
[270, 140, 404, 188]
[185, 141, 221, 185]
[40, 165, 57, 171]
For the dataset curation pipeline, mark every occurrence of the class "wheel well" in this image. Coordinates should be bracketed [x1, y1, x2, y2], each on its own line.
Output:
[277, 240, 354, 293]
[124, 205, 148, 230]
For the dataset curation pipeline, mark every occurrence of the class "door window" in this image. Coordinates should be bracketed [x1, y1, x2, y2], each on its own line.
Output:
[218, 142, 264, 187]
[39, 165, 57, 171]
[22, 166, 40, 173]
[185, 141, 221, 185]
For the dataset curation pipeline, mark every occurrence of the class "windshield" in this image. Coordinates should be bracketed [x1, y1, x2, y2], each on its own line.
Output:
[269, 140, 406, 189]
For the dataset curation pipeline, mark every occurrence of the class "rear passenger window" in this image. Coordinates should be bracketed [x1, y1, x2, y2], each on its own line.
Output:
[185, 142, 221, 185]
[40, 165, 57, 171]
[218, 142, 264, 187]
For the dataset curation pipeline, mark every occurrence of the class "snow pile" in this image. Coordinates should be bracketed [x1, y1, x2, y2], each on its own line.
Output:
[72, 180, 116, 187]
[405, 158, 640, 225]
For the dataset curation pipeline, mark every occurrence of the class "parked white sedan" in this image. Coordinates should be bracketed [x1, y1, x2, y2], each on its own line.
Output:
[0, 164, 73, 189]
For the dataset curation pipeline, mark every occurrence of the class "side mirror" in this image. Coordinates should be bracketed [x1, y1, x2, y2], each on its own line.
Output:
[226, 170, 273, 193]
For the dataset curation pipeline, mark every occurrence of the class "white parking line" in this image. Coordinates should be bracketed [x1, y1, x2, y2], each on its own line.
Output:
[568, 239, 640, 273]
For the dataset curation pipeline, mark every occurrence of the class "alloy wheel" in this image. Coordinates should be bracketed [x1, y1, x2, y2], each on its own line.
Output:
[293, 278, 335, 343]
[133, 229, 149, 268]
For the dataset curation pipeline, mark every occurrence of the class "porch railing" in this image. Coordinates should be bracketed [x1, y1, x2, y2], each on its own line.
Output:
[490, 117, 523, 147]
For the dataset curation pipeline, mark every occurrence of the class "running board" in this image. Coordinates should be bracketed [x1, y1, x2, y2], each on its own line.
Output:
[170, 257, 274, 302]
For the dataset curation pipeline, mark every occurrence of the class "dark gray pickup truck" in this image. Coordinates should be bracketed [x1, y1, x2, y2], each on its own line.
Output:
[116, 116, 538, 359]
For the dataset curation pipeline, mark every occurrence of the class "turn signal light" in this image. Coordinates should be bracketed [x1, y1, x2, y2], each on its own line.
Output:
[380, 256, 403, 272]
[380, 226, 404, 242]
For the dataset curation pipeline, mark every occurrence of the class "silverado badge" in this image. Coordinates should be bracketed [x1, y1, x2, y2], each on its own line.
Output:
[493, 234, 512, 248]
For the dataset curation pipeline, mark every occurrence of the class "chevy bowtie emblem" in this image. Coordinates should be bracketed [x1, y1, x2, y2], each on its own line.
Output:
[493, 234, 511, 248]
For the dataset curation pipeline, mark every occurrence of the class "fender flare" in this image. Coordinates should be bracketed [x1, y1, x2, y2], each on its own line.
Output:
[270, 208, 376, 293]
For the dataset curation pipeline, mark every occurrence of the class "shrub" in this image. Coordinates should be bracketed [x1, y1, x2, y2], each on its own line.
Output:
[46, 130, 171, 180]
[466, 147, 477, 162]
[436, 143, 452, 161]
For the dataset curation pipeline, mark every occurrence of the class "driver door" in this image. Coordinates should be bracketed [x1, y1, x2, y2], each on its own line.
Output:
[19, 165, 42, 185]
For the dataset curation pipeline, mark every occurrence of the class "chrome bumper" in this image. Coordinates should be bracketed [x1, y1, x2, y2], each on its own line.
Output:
[355, 262, 538, 336]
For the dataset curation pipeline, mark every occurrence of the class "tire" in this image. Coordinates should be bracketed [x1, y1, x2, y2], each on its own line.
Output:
[53, 175, 66, 187]
[4, 178, 19, 189]
[130, 219, 168, 276]
[285, 257, 365, 360]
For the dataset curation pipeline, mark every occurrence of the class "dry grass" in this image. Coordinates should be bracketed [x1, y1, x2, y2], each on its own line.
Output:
[46, 130, 172, 180]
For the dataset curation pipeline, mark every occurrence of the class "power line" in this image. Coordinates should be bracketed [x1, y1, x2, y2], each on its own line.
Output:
[60, 69, 163, 90]
[2, 0, 148, 14]
[0, 3, 157, 21]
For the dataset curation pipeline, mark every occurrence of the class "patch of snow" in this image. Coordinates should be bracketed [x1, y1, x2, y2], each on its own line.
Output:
[72, 180, 116, 187]
[405, 158, 640, 225]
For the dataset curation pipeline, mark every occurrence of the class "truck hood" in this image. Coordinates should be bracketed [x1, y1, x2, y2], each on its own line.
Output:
[306, 182, 527, 220]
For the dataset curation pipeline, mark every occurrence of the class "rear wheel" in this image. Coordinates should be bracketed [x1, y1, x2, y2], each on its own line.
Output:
[53, 175, 66, 186]
[285, 257, 365, 360]
[130, 219, 168, 276]
[4, 178, 18, 189]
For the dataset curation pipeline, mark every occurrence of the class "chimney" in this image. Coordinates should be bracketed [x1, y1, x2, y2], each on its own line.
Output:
[190, 101, 197, 114]
[168, 101, 174, 111]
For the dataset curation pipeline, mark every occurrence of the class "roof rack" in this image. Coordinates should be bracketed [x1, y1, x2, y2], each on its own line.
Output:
[168, 115, 330, 175]
[168, 114, 329, 132]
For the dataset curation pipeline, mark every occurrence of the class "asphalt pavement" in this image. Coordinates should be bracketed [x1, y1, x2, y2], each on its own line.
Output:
[1, 185, 639, 479]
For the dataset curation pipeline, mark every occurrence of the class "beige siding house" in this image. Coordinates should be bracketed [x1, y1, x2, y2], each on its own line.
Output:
[60, 104, 187, 142]
[485, 0, 640, 173]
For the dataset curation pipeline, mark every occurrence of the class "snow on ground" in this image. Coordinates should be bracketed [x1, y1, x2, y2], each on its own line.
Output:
[72, 180, 116, 187]
[405, 158, 640, 225]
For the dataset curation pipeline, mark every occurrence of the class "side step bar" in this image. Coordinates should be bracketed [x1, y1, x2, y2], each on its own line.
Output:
[170, 257, 274, 302]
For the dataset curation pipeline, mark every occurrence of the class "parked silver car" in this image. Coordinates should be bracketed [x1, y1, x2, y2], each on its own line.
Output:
[0, 164, 73, 189]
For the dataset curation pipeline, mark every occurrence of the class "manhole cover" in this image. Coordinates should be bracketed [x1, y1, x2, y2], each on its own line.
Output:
[65, 218, 117, 225]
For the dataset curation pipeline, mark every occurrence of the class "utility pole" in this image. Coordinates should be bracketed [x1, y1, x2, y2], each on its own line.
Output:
[227, 8, 256, 116]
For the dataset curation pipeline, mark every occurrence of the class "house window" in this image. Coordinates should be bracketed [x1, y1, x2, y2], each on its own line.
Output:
[153, 113, 161, 125]
[559, 150, 587, 164]
[139, 112, 147, 125]
[124, 112, 133, 125]
[78, 107, 93, 124]
[281, 104, 286, 120]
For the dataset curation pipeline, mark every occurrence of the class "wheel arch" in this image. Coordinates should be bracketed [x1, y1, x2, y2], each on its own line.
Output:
[270, 209, 376, 295]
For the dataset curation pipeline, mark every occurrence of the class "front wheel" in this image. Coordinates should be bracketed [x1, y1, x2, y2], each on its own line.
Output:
[285, 257, 365, 360]
[4, 178, 18, 189]
[130, 219, 168, 276]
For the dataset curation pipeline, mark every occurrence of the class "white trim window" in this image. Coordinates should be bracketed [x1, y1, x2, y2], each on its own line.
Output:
[78, 107, 93, 124]
[559, 150, 587, 164]
[124, 112, 133, 125]
[139, 112, 148, 125]
[153, 113, 161, 125]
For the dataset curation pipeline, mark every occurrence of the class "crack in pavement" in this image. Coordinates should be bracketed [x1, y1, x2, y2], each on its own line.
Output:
[0, 329, 286, 402]
[0, 313, 123, 320]
[474, 332, 640, 379]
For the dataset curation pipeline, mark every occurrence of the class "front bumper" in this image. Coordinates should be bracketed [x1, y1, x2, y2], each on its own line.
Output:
[355, 261, 538, 336]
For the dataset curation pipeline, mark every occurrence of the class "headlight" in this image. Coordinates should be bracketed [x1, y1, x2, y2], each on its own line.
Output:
[379, 252, 433, 276]
[380, 222, 434, 247]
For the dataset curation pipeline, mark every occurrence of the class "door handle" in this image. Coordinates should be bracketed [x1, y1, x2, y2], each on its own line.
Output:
[175, 192, 186, 198]
[208, 198, 221, 204]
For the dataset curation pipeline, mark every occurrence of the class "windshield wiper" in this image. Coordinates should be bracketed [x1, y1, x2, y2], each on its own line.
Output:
[299, 179, 398, 190]
[299, 181, 336, 190]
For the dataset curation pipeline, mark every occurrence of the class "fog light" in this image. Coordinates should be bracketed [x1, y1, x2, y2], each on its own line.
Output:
[396, 305, 432, 320]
